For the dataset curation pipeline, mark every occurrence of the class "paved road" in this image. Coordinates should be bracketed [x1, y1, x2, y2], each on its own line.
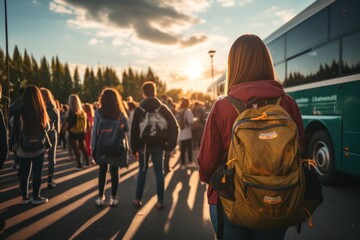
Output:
[1, 147, 360, 239]
[0, 148, 215, 240]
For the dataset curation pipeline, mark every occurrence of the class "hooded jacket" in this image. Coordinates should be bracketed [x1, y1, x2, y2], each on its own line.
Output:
[130, 97, 179, 153]
[197, 80, 305, 205]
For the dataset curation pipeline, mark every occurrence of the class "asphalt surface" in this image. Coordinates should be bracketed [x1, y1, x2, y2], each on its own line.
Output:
[0, 147, 215, 240]
[1, 147, 360, 240]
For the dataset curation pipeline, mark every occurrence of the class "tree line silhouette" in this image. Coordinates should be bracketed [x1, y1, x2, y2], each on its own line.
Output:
[0, 46, 211, 106]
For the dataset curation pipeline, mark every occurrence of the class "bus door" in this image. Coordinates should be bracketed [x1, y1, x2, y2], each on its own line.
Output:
[342, 79, 360, 176]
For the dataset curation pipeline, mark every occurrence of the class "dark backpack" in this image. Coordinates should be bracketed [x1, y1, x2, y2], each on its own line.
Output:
[95, 117, 125, 157]
[18, 116, 51, 152]
[139, 105, 168, 144]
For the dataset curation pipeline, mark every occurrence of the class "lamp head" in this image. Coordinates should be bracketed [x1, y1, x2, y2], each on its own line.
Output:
[208, 50, 216, 58]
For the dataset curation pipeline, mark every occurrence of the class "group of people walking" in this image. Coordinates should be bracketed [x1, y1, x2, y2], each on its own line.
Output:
[0, 34, 308, 239]
[0, 78, 207, 209]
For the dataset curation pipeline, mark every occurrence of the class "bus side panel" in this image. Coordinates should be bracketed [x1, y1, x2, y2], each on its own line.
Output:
[302, 116, 343, 175]
[288, 85, 343, 174]
[342, 81, 360, 177]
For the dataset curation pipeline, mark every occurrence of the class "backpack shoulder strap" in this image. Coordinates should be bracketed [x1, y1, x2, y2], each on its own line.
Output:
[225, 95, 247, 114]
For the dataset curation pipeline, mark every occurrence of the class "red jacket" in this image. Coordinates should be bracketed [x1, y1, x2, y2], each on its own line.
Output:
[197, 80, 305, 205]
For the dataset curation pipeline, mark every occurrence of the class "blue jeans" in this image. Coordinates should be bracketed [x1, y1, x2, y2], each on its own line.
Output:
[135, 146, 164, 203]
[47, 129, 57, 178]
[18, 153, 45, 198]
[209, 204, 287, 240]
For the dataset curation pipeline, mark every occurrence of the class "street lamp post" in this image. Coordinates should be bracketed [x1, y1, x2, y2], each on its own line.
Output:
[208, 50, 216, 99]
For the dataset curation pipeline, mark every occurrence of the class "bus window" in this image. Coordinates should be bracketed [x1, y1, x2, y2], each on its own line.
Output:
[274, 62, 285, 84]
[285, 40, 339, 87]
[330, 0, 360, 39]
[342, 30, 360, 74]
[286, 9, 328, 58]
[268, 35, 285, 64]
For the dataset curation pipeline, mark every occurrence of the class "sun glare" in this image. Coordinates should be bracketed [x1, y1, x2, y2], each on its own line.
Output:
[186, 60, 202, 80]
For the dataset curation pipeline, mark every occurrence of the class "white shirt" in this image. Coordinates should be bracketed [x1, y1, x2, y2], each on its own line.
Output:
[179, 108, 194, 141]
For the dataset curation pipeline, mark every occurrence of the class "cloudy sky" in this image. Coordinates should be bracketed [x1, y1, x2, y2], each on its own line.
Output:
[0, 0, 315, 92]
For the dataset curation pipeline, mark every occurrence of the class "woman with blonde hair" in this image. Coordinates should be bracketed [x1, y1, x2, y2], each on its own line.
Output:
[66, 94, 90, 169]
[40, 87, 60, 188]
[11, 85, 50, 204]
[198, 34, 306, 239]
[91, 88, 128, 206]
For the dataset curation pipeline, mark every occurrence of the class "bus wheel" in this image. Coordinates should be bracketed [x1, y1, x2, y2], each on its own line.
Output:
[309, 130, 337, 185]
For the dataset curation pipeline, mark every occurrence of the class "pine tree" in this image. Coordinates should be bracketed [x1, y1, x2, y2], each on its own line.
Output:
[51, 56, 66, 102]
[11, 46, 24, 99]
[31, 55, 40, 86]
[22, 50, 32, 86]
[73, 66, 82, 96]
[63, 63, 73, 102]
[39, 57, 51, 89]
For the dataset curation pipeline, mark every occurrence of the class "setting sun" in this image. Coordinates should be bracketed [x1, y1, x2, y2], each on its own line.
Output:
[186, 60, 202, 80]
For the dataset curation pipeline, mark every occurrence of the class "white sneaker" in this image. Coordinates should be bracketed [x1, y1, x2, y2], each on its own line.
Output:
[110, 196, 119, 206]
[95, 196, 105, 206]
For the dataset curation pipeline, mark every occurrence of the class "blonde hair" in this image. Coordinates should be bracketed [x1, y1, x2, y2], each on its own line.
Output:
[227, 34, 275, 94]
[40, 87, 56, 107]
[68, 94, 83, 114]
[83, 103, 94, 118]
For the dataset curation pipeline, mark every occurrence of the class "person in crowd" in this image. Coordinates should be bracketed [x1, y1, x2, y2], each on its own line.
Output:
[8, 87, 25, 170]
[66, 94, 90, 169]
[0, 83, 7, 233]
[83, 103, 94, 160]
[197, 34, 305, 239]
[91, 88, 129, 206]
[166, 97, 176, 115]
[58, 104, 68, 149]
[0, 82, 8, 170]
[126, 100, 137, 160]
[191, 101, 206, 150]
[178, 97, 195, 169]
[40, 88, 60, 188]
[126, 101, 137, 137]
[130, 81, 179, 209]
[159, 94, 172, 174]
[10, 85, 50, 205]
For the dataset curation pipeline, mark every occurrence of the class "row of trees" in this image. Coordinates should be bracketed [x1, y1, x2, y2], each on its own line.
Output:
[0, 46, 211, 106]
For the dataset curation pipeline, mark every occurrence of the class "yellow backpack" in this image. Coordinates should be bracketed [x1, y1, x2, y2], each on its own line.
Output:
[69, 111, 87, 134]
[213, 96, 321, 231]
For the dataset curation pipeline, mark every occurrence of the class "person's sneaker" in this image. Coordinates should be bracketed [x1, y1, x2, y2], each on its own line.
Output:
[156, 202, 165, 209]
[132, 200, 142, 208]
[95, 196, 105, 206]
[75, 164, 82, 170]
[21, 196, 33, 204]
[32, 196, 48, 205]
[47, 179, 57, 188]
[110, 196, 119, 206]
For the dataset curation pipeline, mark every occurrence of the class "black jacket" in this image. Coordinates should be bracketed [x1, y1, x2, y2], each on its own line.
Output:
[130, 97, 179, 153]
